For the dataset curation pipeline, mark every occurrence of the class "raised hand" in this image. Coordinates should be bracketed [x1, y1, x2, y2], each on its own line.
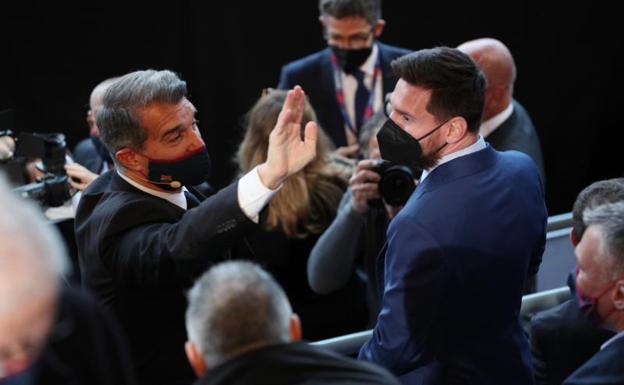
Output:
[258, 86, 318, 189]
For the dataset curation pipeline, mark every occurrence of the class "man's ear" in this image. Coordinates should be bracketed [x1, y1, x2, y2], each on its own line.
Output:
[185, 341, 208, 378]
[289, 313, 302, 342]
[115, 148, 143, 172]
[373, 19, 386, 37]
[570, 229, 579, 247]
[612, 280, 624, 310]
[446, 117, 468, 144]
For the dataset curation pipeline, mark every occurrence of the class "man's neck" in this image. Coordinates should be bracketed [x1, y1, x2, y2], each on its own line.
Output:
[439, 132, 479, 158]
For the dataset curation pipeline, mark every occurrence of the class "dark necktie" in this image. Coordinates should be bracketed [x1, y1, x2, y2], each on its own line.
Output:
[353, 69, 370, 132]
[184, 190, 201, 209]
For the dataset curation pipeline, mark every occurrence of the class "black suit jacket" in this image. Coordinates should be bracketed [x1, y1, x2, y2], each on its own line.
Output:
[278, 42, 410, 147]
[194, 342, 401, 385]
[486, 100, 545, 182]
[530, 299, 614, 385]
[75, 170, 256, 385]
[563, 333, 624, 385]
[72, 138, 105, 174]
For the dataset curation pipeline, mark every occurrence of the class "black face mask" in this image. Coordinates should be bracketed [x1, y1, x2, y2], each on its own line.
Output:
[330, 45, 373, 74]
[376, 117, 448, 176]
[146, 146, 211, 190]
[90, 135, 113, 166]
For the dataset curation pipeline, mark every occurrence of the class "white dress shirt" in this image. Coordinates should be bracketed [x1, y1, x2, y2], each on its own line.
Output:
[117, 165, 278, 222]
[420, 136, 487, 182]
[479, 103, 514, 139]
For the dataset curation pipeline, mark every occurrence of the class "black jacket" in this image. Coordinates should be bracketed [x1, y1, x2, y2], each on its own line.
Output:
[194, 342, 400, 385]
[75, 170, 256, 385]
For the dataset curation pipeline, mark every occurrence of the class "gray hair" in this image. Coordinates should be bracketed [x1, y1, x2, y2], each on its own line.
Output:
[0, 174, 69, 313]
[583, 202, 624, 277]
[185, 261, 292, 366]
[96, 69, 187, 154]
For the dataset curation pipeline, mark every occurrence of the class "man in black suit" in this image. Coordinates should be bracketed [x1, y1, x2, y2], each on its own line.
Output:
[458, 38, 545, 182]
[563, 202, 624, 384]
[74, 70, 317, 385]
[529, 178, 624, 385]
[184, 260, 400, 385]
[278, 0, 409, 157]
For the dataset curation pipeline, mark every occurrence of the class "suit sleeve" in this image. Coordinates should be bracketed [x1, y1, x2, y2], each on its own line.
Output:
[101, 182, 255, 289]
[529, 311, 553, 385]
[358, 216, 446, 375]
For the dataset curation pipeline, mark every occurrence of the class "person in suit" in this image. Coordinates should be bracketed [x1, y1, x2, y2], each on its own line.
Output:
[66, 77, 119, 191]
[457, 38, 545, 182]
[563, 202, 624, 384]
[278, 0, 410, 157]
[0, 176, 136, 385]
[530, 178, 624, 385]
[184, 260, 401, 385]
[74, 70, 317, 385]
[357, 47, 547, 384]
[231, 90, 367, 340]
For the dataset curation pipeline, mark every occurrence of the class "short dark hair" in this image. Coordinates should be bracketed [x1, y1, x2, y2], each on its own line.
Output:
[391, 47, 486, 132]
[319, 0, 381, 26]
[572, 178, 624, 241]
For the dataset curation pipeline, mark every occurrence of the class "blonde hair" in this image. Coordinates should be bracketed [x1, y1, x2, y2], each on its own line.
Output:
[237, 90, 347, 238]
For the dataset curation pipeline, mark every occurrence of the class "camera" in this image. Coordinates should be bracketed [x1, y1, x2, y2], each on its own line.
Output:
[0, 130, 73, 207]
[374, 160, 416, 206]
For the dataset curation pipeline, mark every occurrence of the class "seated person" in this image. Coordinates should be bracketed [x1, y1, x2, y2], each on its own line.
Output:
[0, 175, 136, 385]
[530, 178, 624, 385]
[563, 202, 624, 384]
[184, 260, 400, 385]
[230, 90, 367, 340]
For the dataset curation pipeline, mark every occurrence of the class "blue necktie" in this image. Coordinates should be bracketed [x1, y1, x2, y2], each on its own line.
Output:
[353, 69, 370, 132]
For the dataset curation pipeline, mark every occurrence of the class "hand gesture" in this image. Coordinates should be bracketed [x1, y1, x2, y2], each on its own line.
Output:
[258, 86, 318, 189]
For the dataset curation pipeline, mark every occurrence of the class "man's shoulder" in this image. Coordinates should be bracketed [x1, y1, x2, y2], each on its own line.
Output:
[378, 42, 411, 60]
[281, 48, 330, 74]
[530, 299, 581, 335]
[565, 336, 624, 384]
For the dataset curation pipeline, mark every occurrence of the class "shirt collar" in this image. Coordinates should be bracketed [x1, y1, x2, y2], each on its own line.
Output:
[601, 330, 624, 351]
[117, 169, 188, 210]
[356, 43, 378, 77]
[479, 102, 514, 138]
[420, 135, 487, 182]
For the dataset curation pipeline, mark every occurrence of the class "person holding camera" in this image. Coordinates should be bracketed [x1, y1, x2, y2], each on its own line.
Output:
[307, 110, 413, 323]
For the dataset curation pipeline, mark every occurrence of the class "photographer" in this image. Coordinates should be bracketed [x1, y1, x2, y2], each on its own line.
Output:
[307, 111, 415, 323]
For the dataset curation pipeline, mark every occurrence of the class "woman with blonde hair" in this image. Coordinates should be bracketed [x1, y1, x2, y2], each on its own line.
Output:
[231, 90, 367, 340]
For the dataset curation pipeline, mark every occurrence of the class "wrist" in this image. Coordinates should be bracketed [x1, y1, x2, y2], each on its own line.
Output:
[258, 163, 284, 190]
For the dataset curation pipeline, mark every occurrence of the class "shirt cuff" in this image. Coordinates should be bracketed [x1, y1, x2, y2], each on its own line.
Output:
[237, 166, 281, 223]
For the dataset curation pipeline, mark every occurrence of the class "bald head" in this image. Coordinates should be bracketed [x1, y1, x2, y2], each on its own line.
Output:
[0, 176, 68, 377]
[87, 77, 119, 136]
[457, 38, 516, 121]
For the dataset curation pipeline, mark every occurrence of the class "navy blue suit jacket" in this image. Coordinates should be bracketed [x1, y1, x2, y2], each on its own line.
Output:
[277, 42, 410, 147]
[359, 145, 547, 385]
[563, 334, 624, 385]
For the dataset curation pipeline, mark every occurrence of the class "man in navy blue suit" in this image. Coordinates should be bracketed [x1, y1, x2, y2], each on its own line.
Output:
[357, 47, 547, 384]
[563, 202, 624, 385]
[278, 0, 409, 157]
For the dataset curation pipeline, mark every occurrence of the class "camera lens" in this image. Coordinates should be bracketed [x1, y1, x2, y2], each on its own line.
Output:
[378, 164, 416, 206]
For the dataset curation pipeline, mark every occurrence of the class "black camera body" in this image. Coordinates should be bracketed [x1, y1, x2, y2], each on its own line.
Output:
[0, 131, 72, 207]
[374, 160, 416, 206]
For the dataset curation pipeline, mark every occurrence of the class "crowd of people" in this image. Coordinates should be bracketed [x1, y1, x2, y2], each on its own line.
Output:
[2, 1, 623, 385]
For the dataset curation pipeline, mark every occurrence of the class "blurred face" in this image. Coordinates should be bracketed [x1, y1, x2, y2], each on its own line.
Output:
[321, 16, 381, 49]
[367, 134, 381, 160]
[575, 225, 619, 322]
[122, 98, 205, 177]
[387, 80, 450, 168]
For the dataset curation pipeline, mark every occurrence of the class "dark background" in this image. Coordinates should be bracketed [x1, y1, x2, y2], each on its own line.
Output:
[2, 1, 622, 215]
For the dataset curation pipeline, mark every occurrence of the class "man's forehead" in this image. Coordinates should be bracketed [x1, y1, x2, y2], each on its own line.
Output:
[139, 98, 195, 136]
[392, 81, 431, 109]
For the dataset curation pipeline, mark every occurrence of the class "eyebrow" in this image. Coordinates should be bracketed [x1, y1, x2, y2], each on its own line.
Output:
[160, 125, 183, 141]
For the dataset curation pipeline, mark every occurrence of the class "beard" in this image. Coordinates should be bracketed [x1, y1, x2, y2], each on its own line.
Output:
[418, 141, 446, 170]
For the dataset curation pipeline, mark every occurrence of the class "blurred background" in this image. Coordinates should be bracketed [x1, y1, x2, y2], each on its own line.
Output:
[1, 1, 622, 214]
